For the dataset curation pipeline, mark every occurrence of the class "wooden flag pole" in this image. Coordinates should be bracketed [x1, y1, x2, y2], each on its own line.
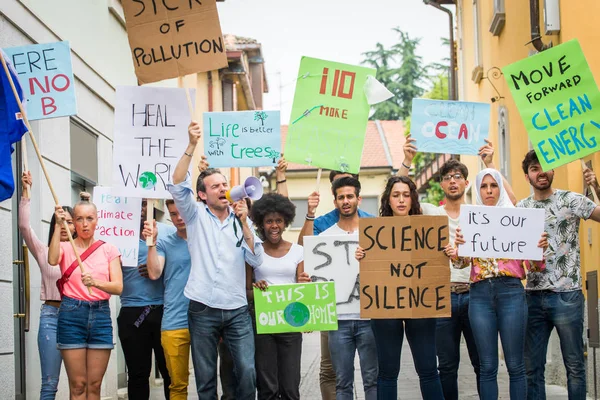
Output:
[581, 159, 600, 204]
[21, 136, 28, 173]
[146, 199, 154, 246]
[0, 50, 92, 294]
[315, 168, 322, 193]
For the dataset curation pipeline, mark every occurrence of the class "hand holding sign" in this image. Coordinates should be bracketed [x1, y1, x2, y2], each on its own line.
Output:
[307, 192, 320, 217]
[355, 246, 366, 261]
[478, 139, 495, 166]
[403, 135, 418, 165]
[253, 280, 269, 291]
[188, 121, 202, 146]
[142, 220, 158, 246]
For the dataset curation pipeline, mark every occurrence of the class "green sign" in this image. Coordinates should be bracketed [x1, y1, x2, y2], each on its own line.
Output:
[284, 57, 376, 173]
[502, 39, 600, 171]
[253, 282, 338, 334]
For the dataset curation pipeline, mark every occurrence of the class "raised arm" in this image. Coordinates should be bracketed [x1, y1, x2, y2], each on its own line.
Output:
[173, 121, 201, 185]
[297, 191, 320, 246]
[47, 206, 65, 266]
[275, 154, 289, 198]
[18, 172, 48, 265]
[398, 135, 417, 177]
[143, 220, 166, 280]
[479, 139, 517, 205]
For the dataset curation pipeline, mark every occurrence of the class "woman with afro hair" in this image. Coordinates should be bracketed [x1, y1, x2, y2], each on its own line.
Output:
[247, 192, 310, 400]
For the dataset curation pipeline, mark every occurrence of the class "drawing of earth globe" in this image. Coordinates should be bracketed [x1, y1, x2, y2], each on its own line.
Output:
[139, 172, 157, 190]
[284, 302, 310, 327]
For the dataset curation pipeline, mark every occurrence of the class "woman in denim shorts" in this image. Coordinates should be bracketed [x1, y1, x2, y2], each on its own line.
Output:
[49, 194, 123, 400]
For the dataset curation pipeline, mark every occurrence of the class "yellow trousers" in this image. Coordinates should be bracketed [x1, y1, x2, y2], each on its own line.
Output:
[161, 329, 191, 400]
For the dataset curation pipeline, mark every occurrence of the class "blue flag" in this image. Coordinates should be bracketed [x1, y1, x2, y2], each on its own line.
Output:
[0, 49, 28, 202]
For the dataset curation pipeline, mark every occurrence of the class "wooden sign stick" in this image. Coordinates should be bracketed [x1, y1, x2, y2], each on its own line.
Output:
[581, 159, 600, 204]
[21, 136, 28, 173]
[0, 51, 93, 294]
[146, 199, 154, 246]
[315, 168, 322, 193]
[179, 76, 195, 120]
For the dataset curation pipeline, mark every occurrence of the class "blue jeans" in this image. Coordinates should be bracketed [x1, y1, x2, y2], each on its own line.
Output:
[371, 318, 443, 400]
[328, 320, 378, 400]
[436, 292, 480, 400]
[525, 290, 586, 400]
[469, 277, 527, 400]
[188, 301, 255, 400]
[39, 304, 62, 400]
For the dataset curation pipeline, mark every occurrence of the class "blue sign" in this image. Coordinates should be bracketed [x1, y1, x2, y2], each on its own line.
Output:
[410, 99, 491, 155]
[3, 41, 77, 120]
[203, 110, 281, 167]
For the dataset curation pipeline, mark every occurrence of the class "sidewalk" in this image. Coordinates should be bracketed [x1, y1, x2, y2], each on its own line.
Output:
[149, 331, 577, 399]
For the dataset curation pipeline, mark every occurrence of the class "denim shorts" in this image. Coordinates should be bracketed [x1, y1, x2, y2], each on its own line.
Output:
[57, 296, 114, 350]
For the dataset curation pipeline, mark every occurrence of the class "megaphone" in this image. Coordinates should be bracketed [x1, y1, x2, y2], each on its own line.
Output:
[225, 176, 264, 203]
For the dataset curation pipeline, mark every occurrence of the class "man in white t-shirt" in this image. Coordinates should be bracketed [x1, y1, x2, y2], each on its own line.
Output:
[305, 176, 378, 400]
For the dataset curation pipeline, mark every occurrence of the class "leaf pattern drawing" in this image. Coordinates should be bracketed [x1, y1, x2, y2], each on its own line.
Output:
[517, 190, 596, 292]
[209, 137, 226, 150]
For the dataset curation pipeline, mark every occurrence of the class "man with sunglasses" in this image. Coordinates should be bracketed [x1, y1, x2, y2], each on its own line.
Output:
[399, 138, 511, 399]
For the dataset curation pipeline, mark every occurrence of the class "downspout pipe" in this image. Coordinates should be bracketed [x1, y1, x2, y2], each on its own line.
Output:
[529, 0, 551, 51]
[424, 0, 457, 101]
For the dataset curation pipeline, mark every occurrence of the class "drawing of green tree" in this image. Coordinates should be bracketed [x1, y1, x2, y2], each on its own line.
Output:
[254, 111, 268, 126]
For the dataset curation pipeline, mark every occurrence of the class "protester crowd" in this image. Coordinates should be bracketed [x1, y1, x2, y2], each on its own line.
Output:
[18, 119, 600, 400]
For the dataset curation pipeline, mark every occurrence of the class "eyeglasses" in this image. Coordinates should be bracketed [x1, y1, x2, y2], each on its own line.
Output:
[442, 173, 464, 182]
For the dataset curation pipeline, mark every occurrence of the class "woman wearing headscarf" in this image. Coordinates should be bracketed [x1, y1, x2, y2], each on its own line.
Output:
[451, 168, 547, 400]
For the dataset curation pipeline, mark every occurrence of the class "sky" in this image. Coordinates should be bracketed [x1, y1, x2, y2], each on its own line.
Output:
[217, 0, 454, 122]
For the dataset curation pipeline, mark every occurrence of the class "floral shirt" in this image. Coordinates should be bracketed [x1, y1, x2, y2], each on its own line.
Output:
[452, 256, 544, 283]
[517, 190, 596, 292]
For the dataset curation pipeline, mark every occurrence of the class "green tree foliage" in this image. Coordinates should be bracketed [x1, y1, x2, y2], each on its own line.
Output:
[423, 74, 449, 101]
[424, 180, 445, 206]
[362, 28, 428, 120]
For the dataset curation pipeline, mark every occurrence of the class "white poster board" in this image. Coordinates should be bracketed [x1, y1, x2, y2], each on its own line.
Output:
[112, 86, 195, 199]
[93, 187, 142, 267]
[458, 204, 545, 260]
[303, 234, 360, 318]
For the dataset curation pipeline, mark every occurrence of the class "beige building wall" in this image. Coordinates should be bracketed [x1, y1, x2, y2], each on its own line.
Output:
[456, 0, 600, 392]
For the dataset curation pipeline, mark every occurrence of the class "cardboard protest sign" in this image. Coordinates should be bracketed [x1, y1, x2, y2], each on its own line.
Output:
[410, 99, 491, 155]
[253, 282, 338, 334]
[203, 110, 281, 168]
[358, 215, 451, 319]
[121, 0, 228, 84]
[502, 39, 600, 171]
[3, 41, 76, 120]
[458, 205, 545, 260]
[112, 86, 195, 199]
[303, 234, 361, 319]
[284, 57, 376, 173]
[93, 187, 141, 267]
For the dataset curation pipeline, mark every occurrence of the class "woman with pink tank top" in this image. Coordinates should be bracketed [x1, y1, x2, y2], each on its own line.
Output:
[48, 193, 123, 400]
